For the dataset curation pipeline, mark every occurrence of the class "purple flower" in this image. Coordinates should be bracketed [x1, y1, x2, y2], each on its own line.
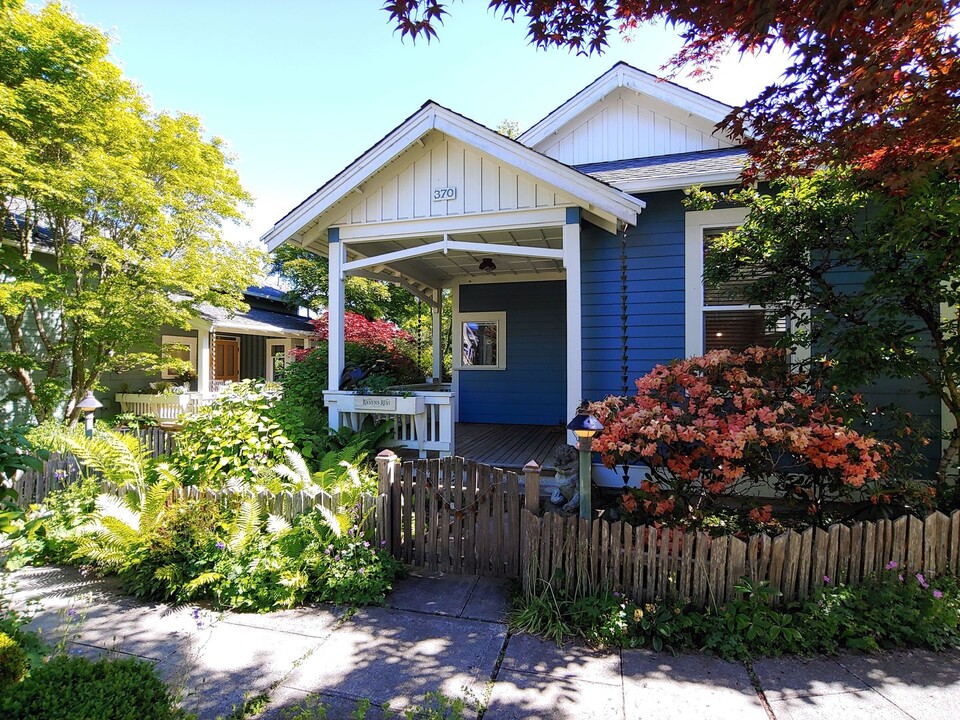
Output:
[933, 590, 944, 599]
[364, 541, 370, 548]
[67, 608, 77, 617]
[916, 573, 929, 589]
[380, 540, 387, 546]
[885, 560, 898, 570]
[823, 575, 830, 584]
[215, 541, 226, 550]
[898, 574, 904, 582]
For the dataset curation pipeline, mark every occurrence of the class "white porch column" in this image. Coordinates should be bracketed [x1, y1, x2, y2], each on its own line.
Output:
[563, 208, 583, 445]
[198, 328, 211, 395]
[328, 228, 345, 428]
[431, 289, 442, 381]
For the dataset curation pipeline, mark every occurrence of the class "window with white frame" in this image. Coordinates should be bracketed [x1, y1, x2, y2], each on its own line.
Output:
[265, 338, 307, 382]
[685, 209, 790, 357]
[160, 335, 198, 380]
[454, 312, 506, 370]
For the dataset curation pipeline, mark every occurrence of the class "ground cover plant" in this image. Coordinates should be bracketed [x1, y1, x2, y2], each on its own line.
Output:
[510, 566, 960, 660]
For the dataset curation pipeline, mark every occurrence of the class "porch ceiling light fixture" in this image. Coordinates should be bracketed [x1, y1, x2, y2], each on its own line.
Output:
[478, 257, 496, 273]
[76, 390, 103, 438]
[567, 412, 603, 520]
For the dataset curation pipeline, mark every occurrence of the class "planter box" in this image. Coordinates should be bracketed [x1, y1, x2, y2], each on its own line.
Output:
[337, 394, 425, 415]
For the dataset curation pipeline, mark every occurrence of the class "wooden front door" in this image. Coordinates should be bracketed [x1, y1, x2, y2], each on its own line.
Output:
[215, 338, 240, 382]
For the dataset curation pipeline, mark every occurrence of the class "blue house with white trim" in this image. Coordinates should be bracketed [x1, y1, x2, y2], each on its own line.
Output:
[261, 63, 946, 467]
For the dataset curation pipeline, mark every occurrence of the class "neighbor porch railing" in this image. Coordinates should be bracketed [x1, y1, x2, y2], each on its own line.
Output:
[115, 392, 215, 424]
[324, 384, 455, 458]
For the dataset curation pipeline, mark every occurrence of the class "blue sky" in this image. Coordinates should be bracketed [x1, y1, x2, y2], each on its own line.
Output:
[64, 1, 790, 244]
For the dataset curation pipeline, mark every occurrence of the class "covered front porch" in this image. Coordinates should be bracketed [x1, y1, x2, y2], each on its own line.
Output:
[260, 102, 645, 461]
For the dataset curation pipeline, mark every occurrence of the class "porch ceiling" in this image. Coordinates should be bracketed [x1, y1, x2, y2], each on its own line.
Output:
[345, 227, 565, 289]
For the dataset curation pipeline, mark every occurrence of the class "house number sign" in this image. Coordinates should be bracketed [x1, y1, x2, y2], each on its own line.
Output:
[432, 187, 457, 201]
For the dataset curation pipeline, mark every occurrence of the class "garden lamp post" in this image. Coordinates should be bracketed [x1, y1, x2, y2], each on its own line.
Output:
[76, 391, 103, 438]
[567, 411, 603, 520]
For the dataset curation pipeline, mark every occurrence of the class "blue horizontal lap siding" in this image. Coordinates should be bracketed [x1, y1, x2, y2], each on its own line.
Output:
[581, 189, 688, 401]
[458, 281, 566, 425]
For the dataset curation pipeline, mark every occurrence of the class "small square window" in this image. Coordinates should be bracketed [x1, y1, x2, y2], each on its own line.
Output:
[160, 335, 198, 380]
[455, 312, 506, 370]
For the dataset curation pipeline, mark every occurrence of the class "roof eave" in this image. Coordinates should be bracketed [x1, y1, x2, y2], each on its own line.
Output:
[518, 62, 733, 148]
[262, 103, 647, 252]
[609, 170, 746, 194]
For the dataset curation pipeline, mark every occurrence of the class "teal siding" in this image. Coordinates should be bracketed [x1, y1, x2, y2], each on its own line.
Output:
[458, 281, 566, 425]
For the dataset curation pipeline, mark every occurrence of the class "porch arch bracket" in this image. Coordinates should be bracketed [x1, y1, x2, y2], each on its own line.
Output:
[342, 237, 564, 276]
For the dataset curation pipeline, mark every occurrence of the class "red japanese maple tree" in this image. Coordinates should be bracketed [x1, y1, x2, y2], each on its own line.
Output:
[309, 311, 413, 350]
[384, 0, 960, 189]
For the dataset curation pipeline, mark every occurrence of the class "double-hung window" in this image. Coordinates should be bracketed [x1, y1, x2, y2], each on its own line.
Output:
[685, 208, 791, 357]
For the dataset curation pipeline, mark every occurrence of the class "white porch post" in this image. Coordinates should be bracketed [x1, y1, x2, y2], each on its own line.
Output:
[198, 329, 211, 395]
[328, 228, 345, 428]
[563, 208, 583, 445]
[431, 289, 442, 381]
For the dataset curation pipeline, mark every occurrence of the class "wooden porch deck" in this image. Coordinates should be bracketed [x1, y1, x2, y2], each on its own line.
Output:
[453, 422, 567, 473]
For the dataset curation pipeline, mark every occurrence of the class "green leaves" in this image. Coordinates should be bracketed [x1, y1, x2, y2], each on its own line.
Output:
[0, 3, 262, 423]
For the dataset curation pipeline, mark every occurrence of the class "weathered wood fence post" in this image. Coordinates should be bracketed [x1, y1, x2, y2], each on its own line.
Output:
[520, 460, 542, 595]
[375, 449, 398, 553]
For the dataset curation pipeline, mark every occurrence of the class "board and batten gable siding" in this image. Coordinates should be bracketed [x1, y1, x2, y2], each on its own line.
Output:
[240, 334, 266, 381]
[534, 91, 735, 167]
[333, 134, 575, 227]
[581, 190, 687, 401]
[458, 281, 566, 425]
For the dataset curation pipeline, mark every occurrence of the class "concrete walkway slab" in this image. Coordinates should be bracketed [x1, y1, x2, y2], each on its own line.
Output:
[836, 650, 960, 720]
[220, 604, 342, 640]
[278, 606, 507, 712]
[485, 668, 624, 720]
[387, 570, 478, 617]
[753, 656, 871, 701]
[501, 634, 621, 685]
[620, 650, 767, 720]
[156, 619, 323, 720]
[766, 689, 913, 720]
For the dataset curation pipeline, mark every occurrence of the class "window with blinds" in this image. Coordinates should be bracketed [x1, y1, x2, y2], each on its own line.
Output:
[703, 229, 786, 352]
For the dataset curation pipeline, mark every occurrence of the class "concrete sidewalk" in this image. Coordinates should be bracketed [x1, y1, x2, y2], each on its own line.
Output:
[6, 565, 960, 720]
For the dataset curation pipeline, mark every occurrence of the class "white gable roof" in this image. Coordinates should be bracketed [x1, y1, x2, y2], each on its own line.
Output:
[519, 62, 737, 166]
[262, 102, 646, 252]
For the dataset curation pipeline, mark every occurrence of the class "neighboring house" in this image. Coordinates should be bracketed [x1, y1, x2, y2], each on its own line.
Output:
[260, 62, 943, 468]
[103, 285, 315, 421]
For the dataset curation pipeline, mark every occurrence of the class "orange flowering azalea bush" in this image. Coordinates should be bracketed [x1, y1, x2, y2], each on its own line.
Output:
[587, 348, 919, 526]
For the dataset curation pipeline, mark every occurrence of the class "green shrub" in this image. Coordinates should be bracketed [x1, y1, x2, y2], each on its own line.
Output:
[0, 630, 27, 686]
[171, 381, 294, 488]
[5, 475, 100, 570]
[0, 655, 191, 720]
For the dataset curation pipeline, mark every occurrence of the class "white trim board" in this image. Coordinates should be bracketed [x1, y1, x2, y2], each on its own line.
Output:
[261, 103, 645, 252]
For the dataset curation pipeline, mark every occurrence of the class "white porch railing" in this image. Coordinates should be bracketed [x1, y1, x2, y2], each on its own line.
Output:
[115, 392, 214, 424]
[324, 384, 456, 458]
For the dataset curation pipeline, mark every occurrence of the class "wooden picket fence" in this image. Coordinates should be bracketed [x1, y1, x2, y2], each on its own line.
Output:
[521, 510, 960, 605]
[99, 481, 375, 531]
[373, 451, 960, 607]
[7, 427, 178, 507]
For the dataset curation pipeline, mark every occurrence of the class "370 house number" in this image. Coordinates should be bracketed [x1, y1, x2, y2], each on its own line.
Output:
[432, 187, 456, 201]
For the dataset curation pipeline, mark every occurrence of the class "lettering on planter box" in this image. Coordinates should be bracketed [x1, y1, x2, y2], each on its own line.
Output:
[355, 396, 397, 412]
